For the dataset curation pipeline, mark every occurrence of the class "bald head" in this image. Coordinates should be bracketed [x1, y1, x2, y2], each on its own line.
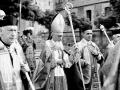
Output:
[112, 34, 120, 44]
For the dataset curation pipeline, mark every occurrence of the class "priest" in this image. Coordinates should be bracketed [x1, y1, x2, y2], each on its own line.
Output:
[33, 13, 73, 90]
[0, 15, 30, 90]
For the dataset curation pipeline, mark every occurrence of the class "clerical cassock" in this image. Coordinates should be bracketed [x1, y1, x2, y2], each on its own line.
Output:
[33, 13, 73, 90]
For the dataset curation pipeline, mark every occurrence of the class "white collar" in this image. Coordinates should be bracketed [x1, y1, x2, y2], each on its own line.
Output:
[81, 38, 92, 44]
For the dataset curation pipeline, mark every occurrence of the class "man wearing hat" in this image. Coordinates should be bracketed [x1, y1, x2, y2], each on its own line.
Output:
[0, 15, 29, 90]
[18, 26, 36, 90]
[70, 22, 103, 90]
[19, 27, 36, 52]
[33, 13, 73, 90]
[19, 27, 36, 73]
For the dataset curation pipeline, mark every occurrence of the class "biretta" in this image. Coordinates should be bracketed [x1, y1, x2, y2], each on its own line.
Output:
[112, 29, 120, 35]
[0, 15, 18, 27]
[81, 22, 92, 32]
[51, 13, 65, 35]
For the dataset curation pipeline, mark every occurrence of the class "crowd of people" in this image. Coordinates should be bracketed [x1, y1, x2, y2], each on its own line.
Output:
[0, 9, 120, 90]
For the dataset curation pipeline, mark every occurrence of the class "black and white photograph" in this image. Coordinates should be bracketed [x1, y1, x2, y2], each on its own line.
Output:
[0, 0, 120, 90]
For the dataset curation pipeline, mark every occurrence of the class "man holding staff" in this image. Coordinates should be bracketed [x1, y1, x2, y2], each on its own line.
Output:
[70, 22, 103, 90]
[33, 13, 74, 90]
[0, 15, 30, 90]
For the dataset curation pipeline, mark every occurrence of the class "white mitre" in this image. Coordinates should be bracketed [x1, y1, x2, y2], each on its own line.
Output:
[51, 13, 65, 35]
[0, 10, 6, 20]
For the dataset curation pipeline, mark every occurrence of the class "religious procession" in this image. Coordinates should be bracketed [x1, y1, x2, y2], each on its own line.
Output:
[0, 0, 120, 90]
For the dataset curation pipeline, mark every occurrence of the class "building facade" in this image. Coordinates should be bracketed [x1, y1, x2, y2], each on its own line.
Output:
[33, 0, 54, 11]
[55, 0, 110, 28]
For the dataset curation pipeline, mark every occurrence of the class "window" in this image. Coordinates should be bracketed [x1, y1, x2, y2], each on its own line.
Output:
[105, 7, 111, 16]
[56, 0, 63, 3]
[34, 0, 37, 4]
[86, 10, 91, 21]
[56, 0, 59, 3]
[49, 1, 50, 5]
[59, 0, 63, 3]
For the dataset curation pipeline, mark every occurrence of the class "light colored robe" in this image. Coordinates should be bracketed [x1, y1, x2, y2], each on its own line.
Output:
[103, 41, 115, 61]
[101, 40, 120, 90]
[46, 40, 72, 76]
[70, 38, 103, 90]
[34, 40, 72, 90]
[0, 41, 25, 90]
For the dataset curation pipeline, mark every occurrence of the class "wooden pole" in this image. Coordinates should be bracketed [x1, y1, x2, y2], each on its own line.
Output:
[19, 0, 22, 31]
[19, 1, 35, 90]
[100, 25, 114, 47]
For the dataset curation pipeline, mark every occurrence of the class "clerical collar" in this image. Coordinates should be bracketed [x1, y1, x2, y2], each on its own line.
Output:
[82, 38, 92, 44]
[0, 38, 10, 47]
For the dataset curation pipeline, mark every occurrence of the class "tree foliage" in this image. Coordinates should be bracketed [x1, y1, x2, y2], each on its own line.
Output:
[0, 0, 44, 21]
[37, 10, 57, 30]
[0, 0, 58, 39]
[110, 0, 120, 22]
[65, 13, 91, 31]
[0, 0, 57, 29]
[0, 0, 20, 17]
[94, 0, 120, 29]
[36, 10, 57, 39]
[94, 14, 118, 29]
[0, 0, 93, 38]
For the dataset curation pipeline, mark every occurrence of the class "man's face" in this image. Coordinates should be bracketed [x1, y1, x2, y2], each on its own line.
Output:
[113, 34, 120, 44]
[0, 26, 18, 45]
[27, 33, 32, 39]
[82, 30, 93, 41]
[52, 33, 63, 42]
